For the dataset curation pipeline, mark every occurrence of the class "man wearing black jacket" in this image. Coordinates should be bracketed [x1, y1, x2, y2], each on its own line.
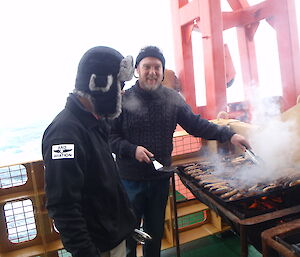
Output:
[42, 46, 136, 257]
[109, 46, 251, 257]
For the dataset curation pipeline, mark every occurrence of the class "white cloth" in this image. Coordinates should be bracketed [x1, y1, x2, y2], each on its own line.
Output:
[100, 240, 126, 257]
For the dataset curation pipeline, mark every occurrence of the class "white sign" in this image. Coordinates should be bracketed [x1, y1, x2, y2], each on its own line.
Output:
[52, 144, 74, 159]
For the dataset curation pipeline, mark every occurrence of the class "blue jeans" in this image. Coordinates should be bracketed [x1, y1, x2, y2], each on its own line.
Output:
[122, 178, 170, 257]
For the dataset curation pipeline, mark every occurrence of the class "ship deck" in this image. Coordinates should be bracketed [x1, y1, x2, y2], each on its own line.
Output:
[161, 231, 262, 257]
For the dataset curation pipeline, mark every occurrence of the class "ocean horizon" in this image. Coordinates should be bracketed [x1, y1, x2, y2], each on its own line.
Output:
[0, 120, 51, 167]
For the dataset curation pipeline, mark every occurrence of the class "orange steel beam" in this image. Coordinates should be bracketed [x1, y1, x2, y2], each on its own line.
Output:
[171, 0, 197, 112]
[170, 0, 300, 120]
[178, 0, 199, 26]
[182, 23, 197, 111]
[171, 0, 227, 118]
[272, 0, 300, 110]
[236, 23, 258, 121]
[222, 0, 279, 31]
[227, 0, 244, 10]
[286, 0, 300, 97]
[197, 0, 227, 119]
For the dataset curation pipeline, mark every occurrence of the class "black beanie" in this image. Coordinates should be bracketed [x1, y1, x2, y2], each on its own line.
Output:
[135, 46, 165, 71]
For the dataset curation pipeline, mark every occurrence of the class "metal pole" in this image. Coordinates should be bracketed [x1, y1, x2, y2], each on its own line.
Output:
[171, 173, 181, 257]
[240, 224, 248, 257]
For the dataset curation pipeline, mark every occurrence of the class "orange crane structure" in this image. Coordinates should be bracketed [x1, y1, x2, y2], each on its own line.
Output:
[170, 0, 300, 120]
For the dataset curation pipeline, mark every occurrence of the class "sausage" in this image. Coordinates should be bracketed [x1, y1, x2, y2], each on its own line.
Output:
[213, 187, 232, 195]
[204, 182, 227, 189]
[262, 184, 278, 192]
[220, 189, 239, 199]
[289, 179, 300, 187]
[228, 193, 243, 201]
[198, 179, 221, 185]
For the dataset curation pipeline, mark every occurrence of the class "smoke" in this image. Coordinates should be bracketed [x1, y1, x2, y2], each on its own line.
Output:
[249, 118, 298, 176]
[122, 86, 183, 114]
[241, 88, 300, 188]
[246, 86, 300, 181]
[202, 86, 300, 189]
[123, 93, 144, 113]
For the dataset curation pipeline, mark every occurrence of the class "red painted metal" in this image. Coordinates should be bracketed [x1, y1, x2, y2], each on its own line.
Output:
[170, 0, 197, 112]
[198, 0, 227, 119]
[273, 0, 300, 110]
[227, 0, 244, 10]
[170, 0, 300, 119]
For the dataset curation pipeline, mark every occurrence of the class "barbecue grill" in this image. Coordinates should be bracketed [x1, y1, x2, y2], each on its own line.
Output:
[175, 155, 300, 257]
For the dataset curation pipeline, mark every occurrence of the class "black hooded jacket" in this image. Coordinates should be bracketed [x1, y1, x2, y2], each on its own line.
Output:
[42, 94, 136, 257]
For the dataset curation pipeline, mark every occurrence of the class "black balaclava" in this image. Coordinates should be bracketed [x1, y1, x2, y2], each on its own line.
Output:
[75, 46, 134, 118]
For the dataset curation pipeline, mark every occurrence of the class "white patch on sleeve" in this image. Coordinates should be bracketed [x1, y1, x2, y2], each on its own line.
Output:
[52, 144, 75, 159]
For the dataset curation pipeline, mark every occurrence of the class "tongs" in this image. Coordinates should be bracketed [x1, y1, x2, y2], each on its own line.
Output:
[132, 229, 152, 244]
[244, 147, 264, 166]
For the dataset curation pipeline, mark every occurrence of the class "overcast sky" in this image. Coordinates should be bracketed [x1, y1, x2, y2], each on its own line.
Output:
[2, 0, 300, 128]
[0, 0, 176, 129]
[1, 0, 300, 166]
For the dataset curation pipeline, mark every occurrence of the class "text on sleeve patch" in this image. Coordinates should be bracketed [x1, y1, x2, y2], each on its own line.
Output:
[52, 144, 75, 159]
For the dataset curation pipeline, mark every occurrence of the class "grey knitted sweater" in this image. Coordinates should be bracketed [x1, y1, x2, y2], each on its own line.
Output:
[109, 82, 235, 180]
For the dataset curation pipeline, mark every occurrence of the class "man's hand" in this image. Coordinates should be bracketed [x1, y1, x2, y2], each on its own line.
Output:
[135, 146, 154, 163]
[230, 134, 251, 151]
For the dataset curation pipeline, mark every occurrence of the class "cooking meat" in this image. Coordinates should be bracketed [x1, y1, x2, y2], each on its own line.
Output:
[204, 182, 228, 189]
[289, 179, 300, 187]
[220, 189, 239, 199]
[212, 186, 232, 194]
